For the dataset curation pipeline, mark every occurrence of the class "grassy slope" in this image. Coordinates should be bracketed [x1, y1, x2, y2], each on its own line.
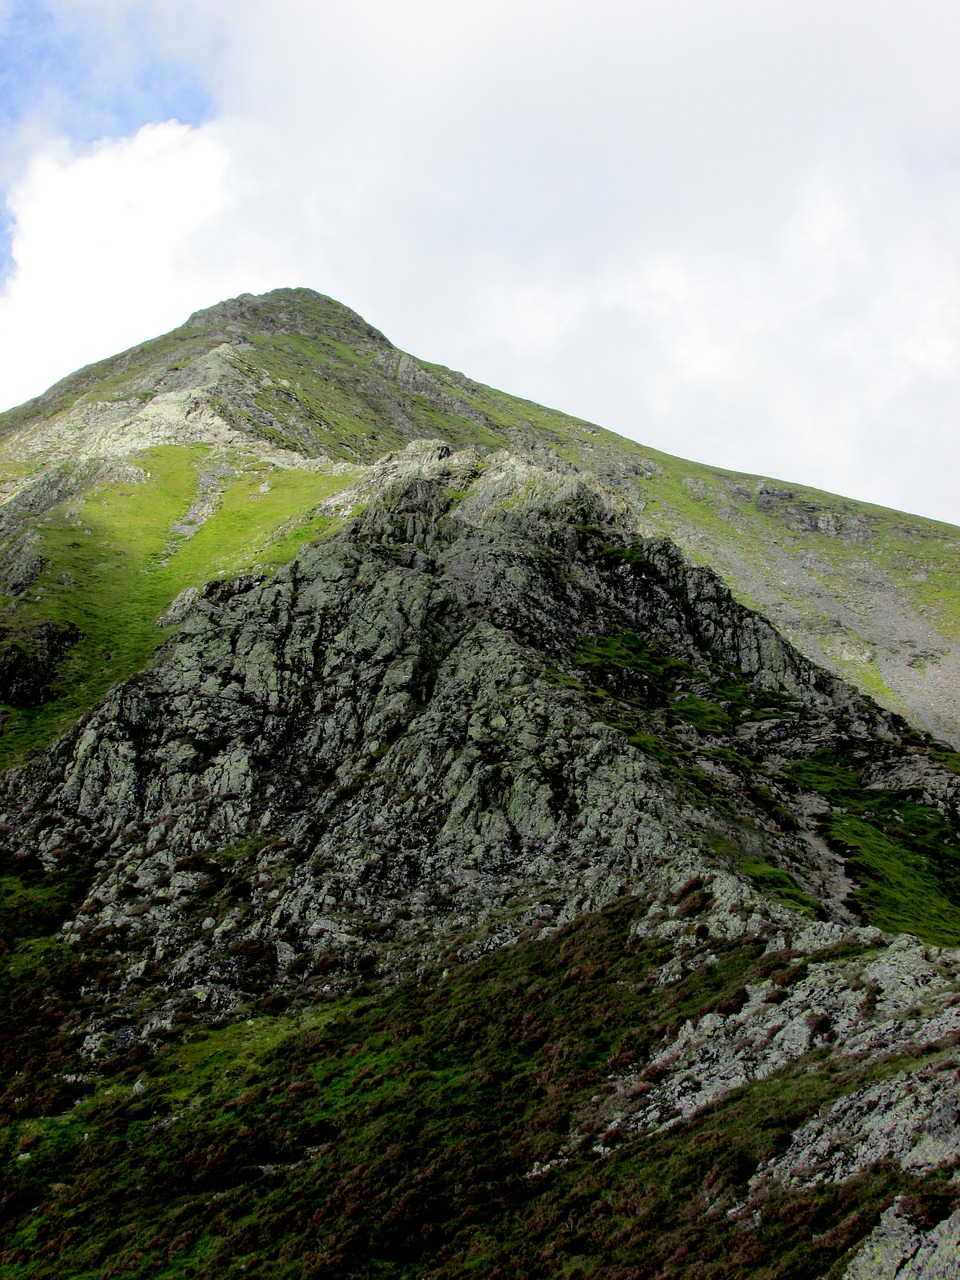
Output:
[0, 330, 219, 441]
[0, 445, 357, 768]
[1, 895, 955, 1279]
[632, 458, 960, 701]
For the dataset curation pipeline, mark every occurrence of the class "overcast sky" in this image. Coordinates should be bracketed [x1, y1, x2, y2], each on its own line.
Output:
[0, 0, 957, 522]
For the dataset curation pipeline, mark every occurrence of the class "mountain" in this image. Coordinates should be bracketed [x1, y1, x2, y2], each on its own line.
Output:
[3, 288, 959, 766]
[1, 289, 959, 1278]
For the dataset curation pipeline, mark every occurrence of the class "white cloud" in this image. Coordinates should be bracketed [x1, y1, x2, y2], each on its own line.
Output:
[0, 0, 958, 523]
[0, 120, 285, 407]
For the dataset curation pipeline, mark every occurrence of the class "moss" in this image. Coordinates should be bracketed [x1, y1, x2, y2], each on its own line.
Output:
[702, 746, 757, 771]
[671, 694, 733, 735]
[825, 813, 960, 944]
[931, 750, 960, 776]
[213, 838, 268, 867]
[829, 652, 899, 706]
[624, 730, 676, 767]
[0, 875, 84, 942]
[572, 630, 691, 691]
[703, 833, 822, 918]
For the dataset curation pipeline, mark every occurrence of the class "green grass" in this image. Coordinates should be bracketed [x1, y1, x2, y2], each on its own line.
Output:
[573, 629, 692, 691]
[832, 654, 898, 705]
[578, 434, 960, 681]
[0, 332, 214, 435]
[0, 447, 357, 769]
[567, 623, 800, 770]
[672, 693, 733, 734]
[736, 857, 822, 919]
[223, 323, 507, 463]
[826, 813, 960, 942]
[705, 835, 822, 919]
[786, 754, 960, 944]
[0, 873, 88, 943]
[1, 895, 949, 1279]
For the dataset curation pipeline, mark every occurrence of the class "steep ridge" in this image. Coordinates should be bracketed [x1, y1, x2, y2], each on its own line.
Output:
[1, 288, 959, 757]
[2, 441, 960, 1277]
[2, 294, 960, 1277]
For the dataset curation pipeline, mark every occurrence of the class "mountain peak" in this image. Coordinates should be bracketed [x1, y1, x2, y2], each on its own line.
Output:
[184, 286, 394, 349]
[1, 287, 960, 754]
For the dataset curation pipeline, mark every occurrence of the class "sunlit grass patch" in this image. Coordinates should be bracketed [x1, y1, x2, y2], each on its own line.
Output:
[0, 447, 357, 769]
[787, 753, 960, 944]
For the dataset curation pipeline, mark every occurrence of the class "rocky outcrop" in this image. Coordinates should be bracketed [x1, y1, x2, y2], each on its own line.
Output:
[0, 447, 950, 1054]
[754, 480, 873, 544]
[843, 1201, 960, 1279]
[4, 285, 960, 746]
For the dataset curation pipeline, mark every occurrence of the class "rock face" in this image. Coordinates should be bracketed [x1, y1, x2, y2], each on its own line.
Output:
[0, 445, 881, 1025]
[2, 297, 960, 1277]
[0, 620, 81, 706]
[842, 1202, 960, 1279]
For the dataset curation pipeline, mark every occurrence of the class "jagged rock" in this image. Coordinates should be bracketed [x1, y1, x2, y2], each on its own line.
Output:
[756, 1067, 960, 1189]
[1, 544, 46, 595]
[842, 1201, 960, 1279]
[0, 448, 948, 1062]
[156, 586, 201, 627]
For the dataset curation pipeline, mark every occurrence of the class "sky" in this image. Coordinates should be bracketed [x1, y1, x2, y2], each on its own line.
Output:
[0, 1, 957, 524]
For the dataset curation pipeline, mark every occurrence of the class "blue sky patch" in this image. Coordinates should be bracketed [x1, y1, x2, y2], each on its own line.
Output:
[0, 205, 12, 279]
[0, 2, 215, 140]
[0, 1, 216, 282]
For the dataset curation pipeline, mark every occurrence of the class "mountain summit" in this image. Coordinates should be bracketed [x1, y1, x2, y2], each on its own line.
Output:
[2, 289, 960, 1277]
[3, 288, 959, 755]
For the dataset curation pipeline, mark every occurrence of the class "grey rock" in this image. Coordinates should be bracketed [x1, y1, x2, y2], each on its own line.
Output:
[843, 1202, 960, 1279]
[0, 445, 957, 1226]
